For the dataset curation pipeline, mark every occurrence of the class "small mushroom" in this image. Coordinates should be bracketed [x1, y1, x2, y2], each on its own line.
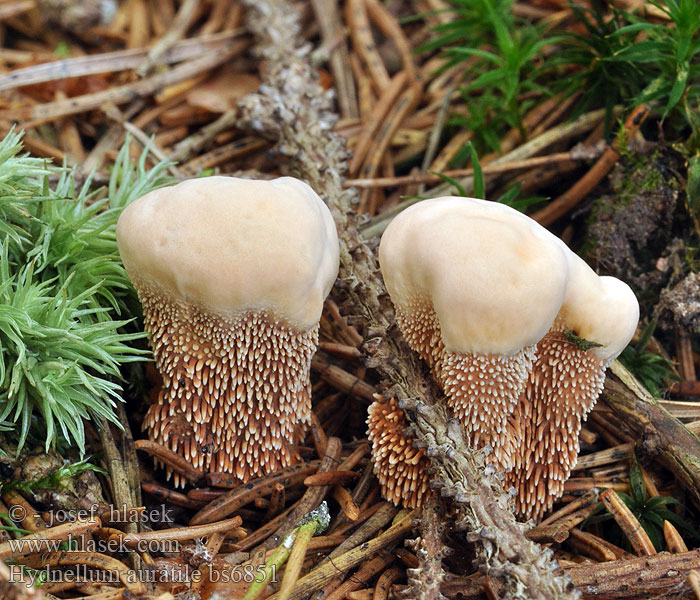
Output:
[372, 197, 569, 503]
[367, 395, 432, 508]
[117, 176, 339, 484]
[507, 254, 639, 520]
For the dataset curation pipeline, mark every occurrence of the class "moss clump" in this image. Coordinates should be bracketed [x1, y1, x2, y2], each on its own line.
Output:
[0, 130, 172, 453]
[584, 148, 682, 300]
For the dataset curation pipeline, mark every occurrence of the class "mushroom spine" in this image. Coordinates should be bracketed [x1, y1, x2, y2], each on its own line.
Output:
[507, 255, 639, 520]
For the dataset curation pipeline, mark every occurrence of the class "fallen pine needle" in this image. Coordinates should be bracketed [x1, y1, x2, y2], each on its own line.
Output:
[600, 488, 656, 556]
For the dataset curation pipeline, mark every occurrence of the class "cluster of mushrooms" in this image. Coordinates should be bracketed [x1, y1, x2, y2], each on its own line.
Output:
[116, 176, 638, 521]
[371, 197, 639, 519]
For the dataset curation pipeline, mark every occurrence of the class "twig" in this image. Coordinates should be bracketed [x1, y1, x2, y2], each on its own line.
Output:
[167, 108, 242, 163]
[268, 513, 414, 600]
[357, 81, 423, 212]
[181, 137, 266, 175]
[141, 482, 204, 509]
[374, 566, 403, 600]
[268, 504, 331, 600]
[0, 558, 43, 600]
[567, 528, 619, 562]
[404, 496, 448, 600]
[98, 419, 138, 541]
[102, 103, 183, 179]
[259, 438, 342, 551]
[21, 551, 145, 596]
[574, 443, 634, 471]
[532, 104, 651, 226]
[190, 462, 319, 525]
[323, 299, 363, 347]
[676, 326, 697, 381]
[0, 40, 245, 121]
[78, 100, 145, 177]
[308, 411, 329, 457]
[363, 108, 612, 239]
[346, 0, 390, 92]
[2, 492, 47, 532]
[305, 471, 359, 486]
[326, 502, 397, 560]
[430, 129, 472, 174]
[0, 30, 241, 92]
[0, 518, 101, 561]
[349, 72, 408, 174]
[600, 489, 656, 556]
[689, 570, 700, 599]
[310, 0, 359, 119]
[134, 439, 204, 484]
[346, 151, 587, 189]
[418, 83, 454, 195]
[311, 354, 377, 402]
[603, 361, 700, 512]
[539, 489, 599, 526]
[318, 341, 363, 360]
[116, 516, 242, 547]
[332, 486, 360, 521]
[0, 1, 35, 21]
[564, 548, 700, 598]
[265, 483, 286, 521]
[115, 404, 142, 510]
[664, 520, 689, 553]
[236, 505, 297, 552]
[528, 498, 600, 545]
[363, 0, 417, 83]
[324, 550, 396, 600]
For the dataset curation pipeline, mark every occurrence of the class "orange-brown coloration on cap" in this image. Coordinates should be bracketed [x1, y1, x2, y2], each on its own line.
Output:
[506, 327, 606, 521]
[394, 301, 536, 473]
[139, 283, 317, 487]
[367, 395, 431, 508]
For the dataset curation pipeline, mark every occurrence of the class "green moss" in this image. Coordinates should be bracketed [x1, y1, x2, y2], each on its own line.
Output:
[0, 130, 173, 453]
[615, 149, 664, 203]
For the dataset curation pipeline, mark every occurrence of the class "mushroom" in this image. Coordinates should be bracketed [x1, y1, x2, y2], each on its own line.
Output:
[373, 197, 570, 503]
[367, 395, 432, 508]
[116, 176, 339, 484]
[507, 254, 639, 520]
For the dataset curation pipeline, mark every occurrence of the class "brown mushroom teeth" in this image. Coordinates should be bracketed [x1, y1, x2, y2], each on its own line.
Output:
[116, 176, 339, 485]
[367, 395, 432, 509]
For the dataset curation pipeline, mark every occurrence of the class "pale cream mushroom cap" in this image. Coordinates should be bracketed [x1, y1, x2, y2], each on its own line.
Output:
[116, 175, 339, 331]
[378, 196, 570, 356]
[558, 253, 639, 362]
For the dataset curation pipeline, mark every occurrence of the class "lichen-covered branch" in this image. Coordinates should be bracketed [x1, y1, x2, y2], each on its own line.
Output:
[235, 1, 577, 597]
[604, 361, 700, 511]
[403, 496, 448, 600]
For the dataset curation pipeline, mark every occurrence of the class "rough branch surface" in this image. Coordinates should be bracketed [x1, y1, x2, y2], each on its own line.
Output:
[236, 0, 578, 597]
[604, 361, 700, 511]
